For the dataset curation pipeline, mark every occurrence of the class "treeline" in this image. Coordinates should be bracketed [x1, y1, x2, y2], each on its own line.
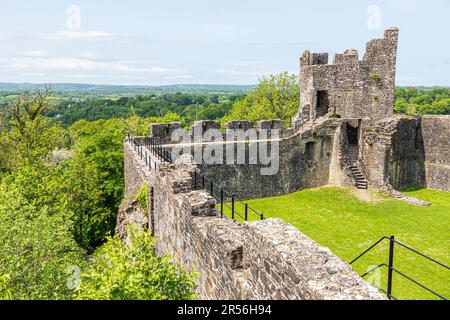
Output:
[46, 93, 241, 127]
[394, 87, 450, 115]
[44, 86, 449, 129]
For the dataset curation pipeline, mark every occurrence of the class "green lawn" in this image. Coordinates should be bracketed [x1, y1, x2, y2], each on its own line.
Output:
[222, 187, 450, 300]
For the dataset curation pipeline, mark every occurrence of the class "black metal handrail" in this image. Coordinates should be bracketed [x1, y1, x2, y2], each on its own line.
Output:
[140, 135, 265, 222]
[192, 169, 265, 221]
[350, 235, 449, 300]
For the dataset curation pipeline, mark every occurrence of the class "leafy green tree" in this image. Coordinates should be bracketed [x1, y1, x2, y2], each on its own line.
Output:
[0, 89, 197, 300]
[0, 87, 66, 172]
[0, 178, 85, 299]
[76, 226, 197, 300]
[394, 88, 449, 115]
[223, 72, 300, 126]
[66, 113, 182, 250]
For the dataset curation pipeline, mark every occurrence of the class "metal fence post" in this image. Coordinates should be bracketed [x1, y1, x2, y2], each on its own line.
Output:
[194, 171, 197, 189]
[231, 195, 235, 220]
[245, 203, 248, 221]
[220, 189, 224, 218]
[210, 181, 213, 196]
[387, 235, 395, 300]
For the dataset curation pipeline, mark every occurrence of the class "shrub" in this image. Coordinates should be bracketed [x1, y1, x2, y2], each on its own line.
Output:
[137, 183, 149, 210]
[76, 226, 197, 300]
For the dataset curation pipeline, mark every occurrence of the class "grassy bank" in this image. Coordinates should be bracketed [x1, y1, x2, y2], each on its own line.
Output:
[222, 187, 449, 300]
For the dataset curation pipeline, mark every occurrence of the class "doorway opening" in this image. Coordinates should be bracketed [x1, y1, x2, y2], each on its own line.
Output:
[316, 90, 329, 118]
[346, 123, 359, 146]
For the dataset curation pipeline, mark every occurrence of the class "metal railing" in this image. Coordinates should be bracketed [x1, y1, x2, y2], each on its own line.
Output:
[138, 135, 265, 222]
[192, 169, 264, 221]
[128, 135, 158, 171]
[350, 235, 449, 300]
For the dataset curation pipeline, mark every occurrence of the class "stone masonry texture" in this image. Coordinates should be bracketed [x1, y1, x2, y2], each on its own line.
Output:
[116, 28, 449, 300]
[118, 140, 386, 300]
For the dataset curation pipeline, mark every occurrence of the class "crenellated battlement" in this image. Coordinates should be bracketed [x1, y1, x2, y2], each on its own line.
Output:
[297, 28, 399, 124]
[149, 119, 295, 145]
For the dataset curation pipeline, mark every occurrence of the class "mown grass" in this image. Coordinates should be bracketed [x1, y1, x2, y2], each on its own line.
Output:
[220, 187, 449, 300]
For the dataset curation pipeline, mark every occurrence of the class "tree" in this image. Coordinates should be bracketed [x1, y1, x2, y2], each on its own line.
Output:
[0, 177, 85, 299]
[394, 88, 450, 115]
[76, 226, 197, 300]
[223, 72, 300, 126]
[0, 87, 66, 172]
[0, 89, 198, 300]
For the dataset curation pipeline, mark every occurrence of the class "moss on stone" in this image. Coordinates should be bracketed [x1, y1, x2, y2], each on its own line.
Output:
[371, 73, 382, 82]
[136, 183, 149, 210]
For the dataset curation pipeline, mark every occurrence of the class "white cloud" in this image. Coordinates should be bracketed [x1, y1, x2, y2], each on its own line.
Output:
[196, 24, 241, 39]
[377, 0, 435, 8]
[40, 30, 113, 40]
[215, 69, 271, 77]
[1, 55, 184, 76]
[22, 50, 48, 57]
[164, 75, 195, 80]
[80, 51, 97, 59]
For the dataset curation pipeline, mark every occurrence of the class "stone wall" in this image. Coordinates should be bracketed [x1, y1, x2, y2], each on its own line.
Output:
[162, 119, 340, 200]
[360, 115, 449, 192]
[117, 139, 385, 300]
[421, 116, 450, 191]
[298, 28, 398, 123]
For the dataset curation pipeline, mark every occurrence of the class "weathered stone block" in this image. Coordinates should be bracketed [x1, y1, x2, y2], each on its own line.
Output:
[150, 122, 183, 144]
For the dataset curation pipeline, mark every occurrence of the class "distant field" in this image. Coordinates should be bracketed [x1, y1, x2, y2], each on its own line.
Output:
[222, 187, 450, 300]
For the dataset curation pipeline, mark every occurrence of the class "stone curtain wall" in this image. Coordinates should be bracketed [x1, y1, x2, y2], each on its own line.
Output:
[360, 115, 450, 192]
[421, 116, 450, 191]
[298, 28, 398, 123]
[118, 140, 385, 300]
[360, 116, 426, 190]
[196, 119, 338, 200]
[388, 117, 426, 189]
[153, 119, 340, 200]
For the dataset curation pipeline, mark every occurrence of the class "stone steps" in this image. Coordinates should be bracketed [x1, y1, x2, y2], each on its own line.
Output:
[348, 164, 368, 189]
[345, 145, 368, 189]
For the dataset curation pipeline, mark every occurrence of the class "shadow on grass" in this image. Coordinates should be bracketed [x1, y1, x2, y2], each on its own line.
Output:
[401, 186, 427, 192]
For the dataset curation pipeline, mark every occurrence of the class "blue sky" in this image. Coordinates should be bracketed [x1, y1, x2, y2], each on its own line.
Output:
[0, 0, 448, 86]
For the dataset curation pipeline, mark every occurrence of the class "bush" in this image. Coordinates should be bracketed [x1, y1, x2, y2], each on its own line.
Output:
[76, 226, 197, 300]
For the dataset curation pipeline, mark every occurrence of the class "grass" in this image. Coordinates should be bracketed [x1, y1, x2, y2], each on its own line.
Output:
[220, 187, 450, 300]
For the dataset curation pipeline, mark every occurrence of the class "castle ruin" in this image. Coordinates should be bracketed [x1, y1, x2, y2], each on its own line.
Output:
[117, 28, 449, 300]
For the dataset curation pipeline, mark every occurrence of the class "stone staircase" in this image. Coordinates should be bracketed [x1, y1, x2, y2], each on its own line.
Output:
[346, 145, 368, 190]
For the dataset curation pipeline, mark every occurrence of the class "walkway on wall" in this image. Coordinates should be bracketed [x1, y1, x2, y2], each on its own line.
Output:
[130, 135, 265, 222]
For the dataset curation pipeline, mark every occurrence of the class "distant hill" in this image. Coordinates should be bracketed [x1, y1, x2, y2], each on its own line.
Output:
[0, 83, 255, 95]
